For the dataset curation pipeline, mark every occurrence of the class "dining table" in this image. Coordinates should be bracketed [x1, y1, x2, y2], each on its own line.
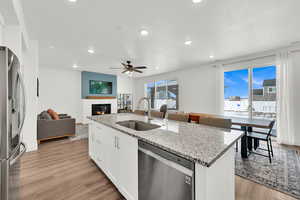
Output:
[188, 113, 273, 159]
[230, 117, 273, 158]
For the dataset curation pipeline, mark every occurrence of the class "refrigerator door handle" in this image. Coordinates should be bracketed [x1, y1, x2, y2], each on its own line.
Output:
[17, 72, 26, 134]
[10, 142, 26, 166]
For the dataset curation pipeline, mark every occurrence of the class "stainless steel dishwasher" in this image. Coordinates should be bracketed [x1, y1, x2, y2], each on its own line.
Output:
[138, 141, 195, 200]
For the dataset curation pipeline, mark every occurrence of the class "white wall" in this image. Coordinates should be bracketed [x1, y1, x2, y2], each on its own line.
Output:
[117, 75, 134, 94]
[0, 25, 3, 44]
[133, 65, 221, 114]
[291, 51, 300, 146]
[22, 40, 39, 152]
[0, 12, 4, 44]
[38, 67, 82, 122]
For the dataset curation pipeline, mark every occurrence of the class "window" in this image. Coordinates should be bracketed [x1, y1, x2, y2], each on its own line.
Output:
[146, 82, 155, 108]
[224, 65, 277, 121]
[145, 80, 178, 110]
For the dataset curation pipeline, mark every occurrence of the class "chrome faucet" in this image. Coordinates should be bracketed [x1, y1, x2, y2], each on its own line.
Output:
[138, 97, 153, 121]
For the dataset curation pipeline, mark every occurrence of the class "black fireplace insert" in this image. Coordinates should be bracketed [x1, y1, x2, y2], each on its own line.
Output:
[92, 104, 111, 115]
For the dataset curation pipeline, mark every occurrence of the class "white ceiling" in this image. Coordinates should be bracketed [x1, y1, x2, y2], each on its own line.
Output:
[22, 0, 300, 77]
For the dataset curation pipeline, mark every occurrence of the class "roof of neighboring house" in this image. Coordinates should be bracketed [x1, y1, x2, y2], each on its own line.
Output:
[263, 79, 276, 87]
[253, 89, 263, 95]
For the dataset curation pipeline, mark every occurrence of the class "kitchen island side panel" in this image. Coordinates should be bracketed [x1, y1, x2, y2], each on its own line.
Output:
[195, 147, 235, 200]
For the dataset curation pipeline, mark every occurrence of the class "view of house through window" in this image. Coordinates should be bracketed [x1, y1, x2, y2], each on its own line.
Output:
[145, 80, 178, 110]
[224, 65, 277, 121]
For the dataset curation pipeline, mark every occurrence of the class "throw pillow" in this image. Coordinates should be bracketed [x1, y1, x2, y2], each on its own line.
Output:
[39, 111, 52, 120]
[47, 109, 60, 120]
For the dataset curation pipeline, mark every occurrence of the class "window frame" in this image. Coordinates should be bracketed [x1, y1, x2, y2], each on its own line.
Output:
[144, 78, 179, 110]
[223, 60, 276, 119]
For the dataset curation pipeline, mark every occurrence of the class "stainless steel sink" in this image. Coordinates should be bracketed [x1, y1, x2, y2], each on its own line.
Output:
[116, 120, 161, 131]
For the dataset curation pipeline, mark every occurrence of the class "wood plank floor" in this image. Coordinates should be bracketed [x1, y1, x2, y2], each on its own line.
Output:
[19, 139, 297, 200]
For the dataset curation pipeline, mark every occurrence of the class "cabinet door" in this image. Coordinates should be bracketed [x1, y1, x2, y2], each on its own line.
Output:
[102, 126, 120, 186]
[118, 133, 138, 200]
[93, 124, 106, 169]
[88, 123, 96, 160]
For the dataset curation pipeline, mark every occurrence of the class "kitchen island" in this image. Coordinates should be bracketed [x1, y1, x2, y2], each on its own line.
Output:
[87, 113, 243, 200]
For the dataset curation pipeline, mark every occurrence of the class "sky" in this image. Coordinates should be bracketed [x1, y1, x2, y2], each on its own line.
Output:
[224, 66, 276, 99]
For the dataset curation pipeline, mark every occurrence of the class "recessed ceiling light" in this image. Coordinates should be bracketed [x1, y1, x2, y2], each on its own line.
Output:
[192, 0, 203, 3]
[49, 45, 54, 49]
[155, 67, 159, 70]
[72, 64, 78, 68]
[209, 55, 214, 59]
[68, 0, 77, 2]
[140, 30, 149, 36]
[88, 48, 95, 54]
[184, 40, 192, 46]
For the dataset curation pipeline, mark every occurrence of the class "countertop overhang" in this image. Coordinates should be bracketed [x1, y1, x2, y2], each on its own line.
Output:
[88, 113, 244, 167]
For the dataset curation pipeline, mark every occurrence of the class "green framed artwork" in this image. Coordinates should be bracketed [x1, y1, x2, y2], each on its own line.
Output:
[89, 80, 113, 94]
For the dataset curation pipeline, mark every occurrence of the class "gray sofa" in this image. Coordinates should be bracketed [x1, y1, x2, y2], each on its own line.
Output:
[37, 112, 76, 143]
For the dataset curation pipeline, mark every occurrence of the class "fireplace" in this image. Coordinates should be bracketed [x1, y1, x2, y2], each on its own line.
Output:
[92, 104, 111, 115]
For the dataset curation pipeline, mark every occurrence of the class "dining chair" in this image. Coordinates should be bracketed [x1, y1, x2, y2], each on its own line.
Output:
[168, 113, 189, 122]
[198, 117, 232, 129]
[133, 110, 146, 115]
[188, 113, 218, 123]
[247, 120, 275, 163]
[231, 125, 242, 152]
[151, 110, 164, 118]
[159, 104, 168, 118]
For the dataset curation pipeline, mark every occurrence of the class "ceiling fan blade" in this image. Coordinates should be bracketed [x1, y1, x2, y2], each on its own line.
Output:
[122, 69, 129, 73]
[121, 63, 128, 68]
[134, 66, 147, 69]
[133, 69, 143, 73]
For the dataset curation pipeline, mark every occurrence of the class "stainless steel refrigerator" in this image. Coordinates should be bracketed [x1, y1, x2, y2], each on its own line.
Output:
[0, 46, 26, 200]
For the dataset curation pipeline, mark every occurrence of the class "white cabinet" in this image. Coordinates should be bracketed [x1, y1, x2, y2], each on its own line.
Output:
[118, 132, 138, 200]
[93, 124, 107, 169]
[89, 121, 138, 200]
[104, 130, 120, 185]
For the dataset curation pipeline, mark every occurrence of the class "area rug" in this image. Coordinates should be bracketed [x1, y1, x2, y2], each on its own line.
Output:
[70, 124, 89, 141]
[235, 143, 300, 199]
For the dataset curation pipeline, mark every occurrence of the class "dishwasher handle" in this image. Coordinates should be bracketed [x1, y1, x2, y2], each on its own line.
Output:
[139, 147, 194, 176]
[138, 141, 194, 171]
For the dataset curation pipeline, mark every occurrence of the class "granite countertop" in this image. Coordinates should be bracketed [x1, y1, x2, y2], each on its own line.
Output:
[88, 113, 243, 167]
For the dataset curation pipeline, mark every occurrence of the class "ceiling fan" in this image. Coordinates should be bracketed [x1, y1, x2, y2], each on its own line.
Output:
[110, 61, 147, 74]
